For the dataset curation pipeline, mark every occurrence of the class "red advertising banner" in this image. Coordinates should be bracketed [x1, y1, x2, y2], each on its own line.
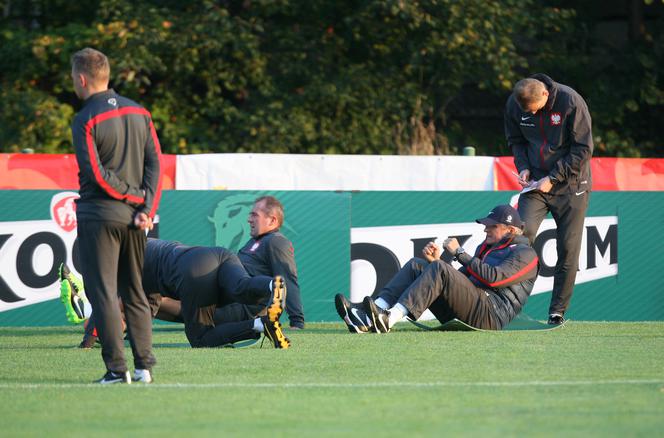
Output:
[494, 156, 664, 191]
[0, 153, 176, 190]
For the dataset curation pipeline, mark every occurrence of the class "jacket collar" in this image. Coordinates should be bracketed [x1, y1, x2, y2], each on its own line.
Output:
[83, 88, 116, 106]
[254, 228, 280, 241]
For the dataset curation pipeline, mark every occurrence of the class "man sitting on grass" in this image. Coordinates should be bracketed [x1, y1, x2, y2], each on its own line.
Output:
[336, 205, 539, 333]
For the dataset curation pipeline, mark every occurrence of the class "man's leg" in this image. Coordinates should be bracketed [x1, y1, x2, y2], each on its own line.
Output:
[354, 258, 429, 332]
[214, 249, 272, 305]
[198, 319, 260, 348]
[77, 221, 127, 374]
[213, 302, 261, 325]
[398, 260, 498, 330]
[548, 191, 590, 317]
[180, 297, 216, 347]
[117, 226, 156, 372]
[155, 297, 183, 323]
[81, 313, 98, 348]
[517, 191, 550, 245]
[177, 247, 270, 308]
[374, 258, 429, 308]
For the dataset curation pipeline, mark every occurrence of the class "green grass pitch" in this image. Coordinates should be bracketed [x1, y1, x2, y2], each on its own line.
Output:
[1, 321, 663, 436]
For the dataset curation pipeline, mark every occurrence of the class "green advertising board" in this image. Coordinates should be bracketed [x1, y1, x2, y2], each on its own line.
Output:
[0, 190, 662, 326]
[0, 190, 350, 326]
[350, 191, 663, 321]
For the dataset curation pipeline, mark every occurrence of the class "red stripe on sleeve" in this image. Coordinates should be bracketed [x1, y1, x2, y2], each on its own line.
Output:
[85, 107, 150, 203]
[147, 119, 163, 218]
[468, 256, 539, 288]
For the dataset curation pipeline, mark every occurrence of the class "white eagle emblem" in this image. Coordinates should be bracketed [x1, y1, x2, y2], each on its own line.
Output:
[550, 113, 562, 125]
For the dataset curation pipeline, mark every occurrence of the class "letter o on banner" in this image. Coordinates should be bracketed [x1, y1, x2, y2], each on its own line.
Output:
[17, 232, 67, 288]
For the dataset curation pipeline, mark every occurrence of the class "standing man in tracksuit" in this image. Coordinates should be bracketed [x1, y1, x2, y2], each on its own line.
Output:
[239, 196, 305, 329]
[504, 73, 593, 325]
[71, 48, 161, 384]
[336, 205, 539, 333]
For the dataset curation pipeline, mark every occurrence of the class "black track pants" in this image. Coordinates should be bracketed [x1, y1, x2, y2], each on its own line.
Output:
[175, 248, 272, 347]
[77, 220, 155, 372]
[377, 258, 497, 329]
[518, 190, 589, 315]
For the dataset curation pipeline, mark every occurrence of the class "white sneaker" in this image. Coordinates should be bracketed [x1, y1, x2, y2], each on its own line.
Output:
[132, 369, 153, 383]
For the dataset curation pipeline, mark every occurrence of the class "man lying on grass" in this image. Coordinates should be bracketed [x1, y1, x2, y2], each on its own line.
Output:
[61, 238, 291, 350]
[336, 205, 539, 333]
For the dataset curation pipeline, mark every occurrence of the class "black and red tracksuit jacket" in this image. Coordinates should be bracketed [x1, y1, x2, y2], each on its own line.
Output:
[71, 89, 162, 224]
[457, 234, 539, 328]
[504, 73, 593, 195]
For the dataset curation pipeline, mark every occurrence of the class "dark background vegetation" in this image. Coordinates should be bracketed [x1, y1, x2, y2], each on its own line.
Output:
[1, 0, 662, 157]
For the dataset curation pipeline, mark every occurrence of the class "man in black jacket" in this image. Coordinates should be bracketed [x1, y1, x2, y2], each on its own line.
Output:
[504, 74, 593, 325]
[71, 48, 161, 384]
[238, 196, 305, 329]
[336, 205, 539, 333]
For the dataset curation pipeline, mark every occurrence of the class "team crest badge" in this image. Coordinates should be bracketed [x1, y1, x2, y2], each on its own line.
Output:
[250, 241, 260, 252]
[550, 113, 562, 126]
[50, 192, 79, 232]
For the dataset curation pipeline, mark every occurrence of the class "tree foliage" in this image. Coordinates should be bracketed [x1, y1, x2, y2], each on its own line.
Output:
[0, 0, 662, 156]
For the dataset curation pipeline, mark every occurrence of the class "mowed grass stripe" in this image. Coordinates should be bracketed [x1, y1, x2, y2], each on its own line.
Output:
[1, 378, 662, 389]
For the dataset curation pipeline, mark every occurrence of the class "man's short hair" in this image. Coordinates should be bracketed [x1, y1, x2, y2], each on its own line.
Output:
[513, 78, 546, 109]
[255, 196, 284, 227]
[71, 48, 110, 85]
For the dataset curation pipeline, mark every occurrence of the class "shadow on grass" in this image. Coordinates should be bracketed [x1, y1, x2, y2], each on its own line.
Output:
[0, 344, 90, 350]
[153, 325, 185, 332]
[0, 327, 80, 337]
[153, 343, 191, 348]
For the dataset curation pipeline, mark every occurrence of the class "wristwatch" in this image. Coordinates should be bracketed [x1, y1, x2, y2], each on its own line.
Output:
[454, 247, 465, 260]
[549, 175, 559, 184]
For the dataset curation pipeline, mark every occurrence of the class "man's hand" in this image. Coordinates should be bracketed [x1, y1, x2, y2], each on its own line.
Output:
[422, 241, 441, 263]
[133, 212, 153, 231]
[443, 237, 460, 255]
[536, 176, 553, 193]
[518, 169, 531, 188]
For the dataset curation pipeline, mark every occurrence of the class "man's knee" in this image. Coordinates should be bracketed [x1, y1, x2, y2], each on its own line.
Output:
[405, 257, 429, 273]
[429, 259, 451, 274]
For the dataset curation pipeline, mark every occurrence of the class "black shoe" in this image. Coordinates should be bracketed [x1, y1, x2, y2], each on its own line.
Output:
[261, 315, 291, 349]
[363, 296, 390, 333]
[96, 370, 131, 384]
[78, 334, 98, 349]
[335, 294, 372, 334]
[267, 276, 287, 323]
[547, 313, 565, 325]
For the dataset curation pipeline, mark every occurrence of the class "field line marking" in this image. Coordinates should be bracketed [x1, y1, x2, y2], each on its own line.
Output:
[0, 379, 662, 389]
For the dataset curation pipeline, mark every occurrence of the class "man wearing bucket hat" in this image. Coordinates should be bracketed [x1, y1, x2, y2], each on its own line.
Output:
[336, 204, 539, 333]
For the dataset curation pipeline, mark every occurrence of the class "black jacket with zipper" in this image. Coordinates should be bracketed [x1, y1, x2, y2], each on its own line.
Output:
[456, 234, 539, 328]
[504, 73, 593, 195]
[72, 89, 162, 224]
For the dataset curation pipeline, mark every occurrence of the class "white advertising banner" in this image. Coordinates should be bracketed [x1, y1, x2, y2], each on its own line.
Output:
[176, 153, 495, 191]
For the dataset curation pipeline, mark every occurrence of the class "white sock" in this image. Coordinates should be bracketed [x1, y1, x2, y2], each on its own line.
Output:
[374, 297, 390, 310]
[253, 318, 264, 333]
[388, 303, 408, 328]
